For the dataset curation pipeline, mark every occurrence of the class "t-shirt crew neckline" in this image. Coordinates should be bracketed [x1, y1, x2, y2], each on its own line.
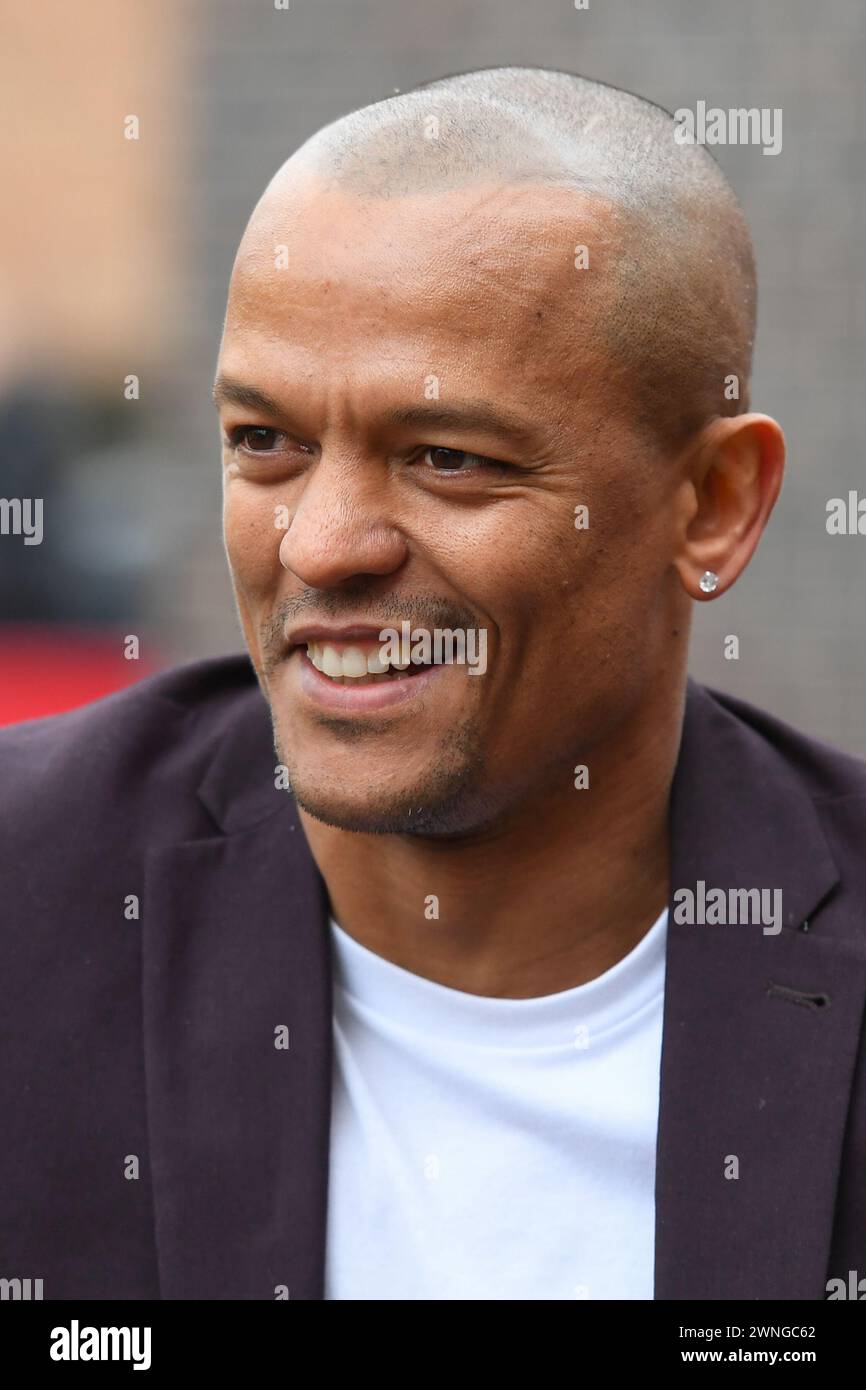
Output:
[328, 906, 668, 1051]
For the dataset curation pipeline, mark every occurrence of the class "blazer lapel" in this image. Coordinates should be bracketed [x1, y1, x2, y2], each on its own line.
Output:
[142, 694, 332, 1299]
[655, 681, 866, 1299]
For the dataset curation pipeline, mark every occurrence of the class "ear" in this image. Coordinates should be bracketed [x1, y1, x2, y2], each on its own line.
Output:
[672, 413, 785, 600]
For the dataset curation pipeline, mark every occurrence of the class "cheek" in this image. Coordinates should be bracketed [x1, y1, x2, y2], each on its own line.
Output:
[223, 483, 283, 599]
[486, 500, 644, 688]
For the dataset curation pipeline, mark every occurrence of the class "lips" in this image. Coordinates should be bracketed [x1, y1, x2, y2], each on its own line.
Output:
[281, 619, 458, 711]
[284, 621, 429, 686]
[290, 645, 445, 712]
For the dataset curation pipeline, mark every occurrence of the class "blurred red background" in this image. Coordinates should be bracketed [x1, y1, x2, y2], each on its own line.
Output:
[0, 627, 161, 725]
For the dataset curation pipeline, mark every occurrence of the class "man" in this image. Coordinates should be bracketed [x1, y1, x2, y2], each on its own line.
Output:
[2, 66, 865, 1302]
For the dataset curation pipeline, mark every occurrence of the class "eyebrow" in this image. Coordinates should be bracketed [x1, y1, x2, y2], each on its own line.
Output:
[387, 402, 538, 446]
[212, 375, 539, 446]
[212, 377, 282, 414]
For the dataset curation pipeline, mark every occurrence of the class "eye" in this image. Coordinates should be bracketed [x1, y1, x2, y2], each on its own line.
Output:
[419, 446, 506, 475]
[226, 426, 287, 452]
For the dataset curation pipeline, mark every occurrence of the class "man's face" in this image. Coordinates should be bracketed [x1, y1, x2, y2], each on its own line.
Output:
[217, 172, 684, 835]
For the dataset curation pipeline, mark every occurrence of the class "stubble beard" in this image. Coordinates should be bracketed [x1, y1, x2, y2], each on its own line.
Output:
[270, 706, 494, 838]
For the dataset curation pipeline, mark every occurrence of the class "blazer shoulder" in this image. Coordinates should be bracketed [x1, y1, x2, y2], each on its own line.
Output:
[698, 681, 866, 796]
[0, 653, 267, 834]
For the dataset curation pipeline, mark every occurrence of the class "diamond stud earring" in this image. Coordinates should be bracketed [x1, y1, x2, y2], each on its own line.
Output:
[699, 570, 719, 594]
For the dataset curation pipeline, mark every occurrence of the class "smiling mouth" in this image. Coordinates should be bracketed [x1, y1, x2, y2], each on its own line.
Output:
[302, 639, 431, 685]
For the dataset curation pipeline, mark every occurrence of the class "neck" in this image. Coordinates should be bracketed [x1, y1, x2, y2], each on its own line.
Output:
[298, 680, 685, 998]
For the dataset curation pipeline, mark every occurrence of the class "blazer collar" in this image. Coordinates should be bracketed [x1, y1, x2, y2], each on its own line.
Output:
[196, 683, 287, 835]
[670, 679, 838, 932]
[143, 684, 333, 1298]
[143, 674, 865, 1299]
[656, 679, 865, 1298]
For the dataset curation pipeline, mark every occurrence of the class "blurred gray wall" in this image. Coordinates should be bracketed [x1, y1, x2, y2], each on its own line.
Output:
[159, 0, 866, 750]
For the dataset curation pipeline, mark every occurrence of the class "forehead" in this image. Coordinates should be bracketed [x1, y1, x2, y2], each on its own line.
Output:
[221, 174, 620, 380]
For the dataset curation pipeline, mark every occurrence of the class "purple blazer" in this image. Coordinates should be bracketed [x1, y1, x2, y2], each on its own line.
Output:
[2, 656, 865, 1299]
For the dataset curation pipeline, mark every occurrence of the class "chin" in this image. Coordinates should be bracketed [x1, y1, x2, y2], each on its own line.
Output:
[288, 750, 500, 837]
[273, 714, 489, 837]
[290, 780, 453, 837]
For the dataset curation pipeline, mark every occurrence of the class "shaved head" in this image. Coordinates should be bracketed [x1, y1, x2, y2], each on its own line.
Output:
[265, 65, 756, 450]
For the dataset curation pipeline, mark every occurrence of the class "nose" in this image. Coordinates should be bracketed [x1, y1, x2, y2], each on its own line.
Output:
[278, 453, 408, 587]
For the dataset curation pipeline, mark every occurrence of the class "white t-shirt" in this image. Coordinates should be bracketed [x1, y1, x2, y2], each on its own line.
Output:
[324, 906, 668, 1301]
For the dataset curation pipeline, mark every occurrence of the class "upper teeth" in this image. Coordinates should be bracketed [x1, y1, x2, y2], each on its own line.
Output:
[306, 641, 413, 679]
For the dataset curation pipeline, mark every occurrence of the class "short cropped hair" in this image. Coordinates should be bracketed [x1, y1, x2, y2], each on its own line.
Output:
[283, 66, 757, 451]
